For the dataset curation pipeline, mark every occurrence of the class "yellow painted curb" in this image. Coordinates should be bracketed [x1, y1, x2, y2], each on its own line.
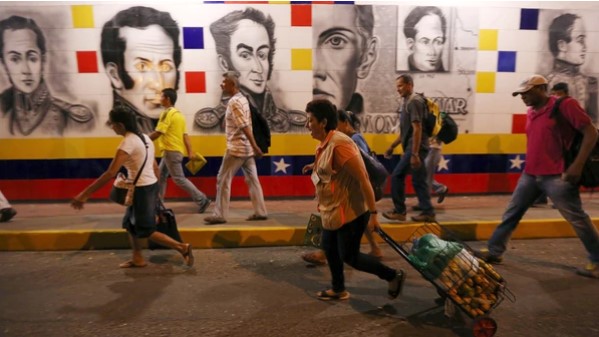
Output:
[1, 219, 598, 251]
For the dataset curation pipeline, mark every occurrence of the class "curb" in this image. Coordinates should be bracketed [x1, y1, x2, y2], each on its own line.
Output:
[2, 219, 597, 251]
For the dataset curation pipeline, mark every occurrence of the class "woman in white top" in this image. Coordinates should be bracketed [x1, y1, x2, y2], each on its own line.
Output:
[71, 106, 194, 268]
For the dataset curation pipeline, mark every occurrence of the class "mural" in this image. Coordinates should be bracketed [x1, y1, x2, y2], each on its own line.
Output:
[100, 6, 181, 134]
[194, 7, 306, 134]
[537, 10, 598, 125]
[2, 2, 599, 201]
[0, 14, 95, 136]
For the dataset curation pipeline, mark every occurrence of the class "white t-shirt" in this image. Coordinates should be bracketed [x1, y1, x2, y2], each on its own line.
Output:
[118, 132, 157, 186]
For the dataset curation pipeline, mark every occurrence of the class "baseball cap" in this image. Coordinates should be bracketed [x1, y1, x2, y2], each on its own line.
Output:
[512, 75, 548, 96]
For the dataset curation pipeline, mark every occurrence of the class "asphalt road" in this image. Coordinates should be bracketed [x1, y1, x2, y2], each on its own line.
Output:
[1, 238, 598, 337]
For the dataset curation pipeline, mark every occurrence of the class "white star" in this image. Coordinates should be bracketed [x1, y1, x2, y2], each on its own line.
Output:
[510, 155, 525, 169]
[273, 158, 291, 174]
[437, 156, 450, 172]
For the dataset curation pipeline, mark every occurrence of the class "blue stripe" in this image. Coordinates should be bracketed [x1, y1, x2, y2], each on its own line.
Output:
[0, 154, 524, 180]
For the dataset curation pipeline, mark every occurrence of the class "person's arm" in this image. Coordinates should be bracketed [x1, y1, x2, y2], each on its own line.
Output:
[241, 126, 264, 158]
[343, 155, 380, 231]
[149, 131, 162, 141]
[153, 159, 160, 181]
[410, 121, 423, 169]
[564, 123, 598, 184]
[183, 133, 193, 158]
[384, 134, 402, 159]
[71, 149, 129, 209]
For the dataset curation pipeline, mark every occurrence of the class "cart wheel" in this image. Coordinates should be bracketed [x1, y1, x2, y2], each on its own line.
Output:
[472, 316, 497, 337]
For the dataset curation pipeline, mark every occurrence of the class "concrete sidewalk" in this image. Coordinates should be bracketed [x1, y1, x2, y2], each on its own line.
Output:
[2, 193, 599, 251]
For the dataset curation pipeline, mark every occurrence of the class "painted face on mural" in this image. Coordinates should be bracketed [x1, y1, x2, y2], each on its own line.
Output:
[225, 19, 270, 96]
[118, 25, 177, 119]
[408, 14, 445, 72]
[312, 6, 363, 111]
[1, 28, 43, 94]
[559, 18, 586, 66]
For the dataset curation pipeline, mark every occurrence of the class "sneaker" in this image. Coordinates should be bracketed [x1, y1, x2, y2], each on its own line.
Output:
[576, 262, 599, 279]
[473, 249, 503, 265]
[198, 199, 211, 214]
[0, 208, 16, 222]
[437, 187, 449, 204]
[388, 270, 406, 299]
[382, 210, 406, 221]
[411, 213, 436, 222]
[301, 251, 327, 266]
[204, 216, 227, 225]
[316, 289, 350, 301]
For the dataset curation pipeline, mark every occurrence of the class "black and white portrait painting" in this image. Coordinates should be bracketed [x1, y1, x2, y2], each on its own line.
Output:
[537, 9, 599, 125]
[0, 10, 95, 137]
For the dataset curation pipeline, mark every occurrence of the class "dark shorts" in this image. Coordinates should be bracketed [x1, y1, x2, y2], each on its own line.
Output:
[122, 183, 158, 239]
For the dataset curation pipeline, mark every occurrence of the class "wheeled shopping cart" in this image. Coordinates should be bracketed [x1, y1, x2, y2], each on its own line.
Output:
[377, 223, 515, 337]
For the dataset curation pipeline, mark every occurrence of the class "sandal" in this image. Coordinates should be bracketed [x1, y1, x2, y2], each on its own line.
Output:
[119, 260, 147, 268]
[182, 243, 194, 267]
[388, 270, 406, 299]
[301, 251, 327, 266]
[316, 289, 350, 301]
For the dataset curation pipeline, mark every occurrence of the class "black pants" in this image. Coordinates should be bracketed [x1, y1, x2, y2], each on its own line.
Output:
[322, 211, 397, 292]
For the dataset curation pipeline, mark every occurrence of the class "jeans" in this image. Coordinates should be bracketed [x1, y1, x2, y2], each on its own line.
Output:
[159, 150, 208, 207]
[488, 173, 599, 263]
[425, 147, 447, 194]
[390, 149, 434, 214]
[212, 151, 267, 219]
[322, 212, 397, 292]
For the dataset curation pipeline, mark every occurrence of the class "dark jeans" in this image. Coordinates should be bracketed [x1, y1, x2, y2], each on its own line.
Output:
[322, 211, 397, 292]
[390, 149, 434, 214]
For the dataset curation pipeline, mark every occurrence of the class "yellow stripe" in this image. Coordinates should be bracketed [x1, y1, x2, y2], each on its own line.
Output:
[0, 134, 527, 160]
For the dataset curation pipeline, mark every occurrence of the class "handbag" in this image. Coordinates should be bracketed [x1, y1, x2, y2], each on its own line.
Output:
[360, 149, 389, 201]
[109, 135, 148, 206]
[303, 213, 323, 248]
[149, 201, 183, 250]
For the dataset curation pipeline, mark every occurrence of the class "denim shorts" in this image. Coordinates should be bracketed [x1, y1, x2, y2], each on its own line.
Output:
[122, 183, 158, 239]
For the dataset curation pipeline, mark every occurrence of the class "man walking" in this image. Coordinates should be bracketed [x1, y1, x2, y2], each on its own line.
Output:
[204, 71, 268, 225]
[477, 75, 599, 280]
[150, 88, 210, 213]
[383, 74, 435, 222]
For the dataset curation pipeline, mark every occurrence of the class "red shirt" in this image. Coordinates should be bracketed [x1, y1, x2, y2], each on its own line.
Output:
[525, 96, 592, 175]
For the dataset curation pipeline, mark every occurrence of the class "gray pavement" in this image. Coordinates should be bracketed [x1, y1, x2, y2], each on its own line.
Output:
[2, 193, 599, 250]
[1, 238, 598, 337]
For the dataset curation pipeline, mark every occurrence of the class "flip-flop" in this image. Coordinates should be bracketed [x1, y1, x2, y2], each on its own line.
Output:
[246, 214, 268, 221]
[182, 243, 194, 267]
[119, 260, 147, 268]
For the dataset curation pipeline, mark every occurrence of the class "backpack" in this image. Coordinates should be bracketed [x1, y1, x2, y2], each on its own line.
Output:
[552, 97, 599, 188]
[416, 93, 459, 144]
[360, 149, 389, 201]
[248, 103, 271, 154]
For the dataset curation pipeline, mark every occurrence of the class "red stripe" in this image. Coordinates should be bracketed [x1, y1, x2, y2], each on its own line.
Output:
[0, 173, 523, 201]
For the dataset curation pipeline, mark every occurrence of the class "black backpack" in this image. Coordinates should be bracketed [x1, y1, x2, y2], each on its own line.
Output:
[249, 103, 271, 154]
[552, 97, 599, 188]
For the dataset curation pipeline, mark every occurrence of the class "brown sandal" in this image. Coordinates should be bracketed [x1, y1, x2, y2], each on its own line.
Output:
[182, 244, 194, 267]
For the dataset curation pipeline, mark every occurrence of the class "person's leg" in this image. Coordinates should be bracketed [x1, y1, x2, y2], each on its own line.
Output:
[321, 228, 345, 293]
[412, 150, 434, 216]
[546, 176, 599, 264]
[389, 153, 411, 214]
[240, 157, 267, 217]
[148, 231, 194, 267]
[487, 173, 540, 257]
[158, 157, 169, 202]
[337, 212, 397, 281]
[425, 147, 440, 192]
[163, 151, 209, 207]
[0, 190, 11, 209]
[211, 152, 244, 219]
[121, 232, 147, 267]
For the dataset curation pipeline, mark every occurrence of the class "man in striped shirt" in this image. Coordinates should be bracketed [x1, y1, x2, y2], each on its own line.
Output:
[204, 71, 268, 225]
